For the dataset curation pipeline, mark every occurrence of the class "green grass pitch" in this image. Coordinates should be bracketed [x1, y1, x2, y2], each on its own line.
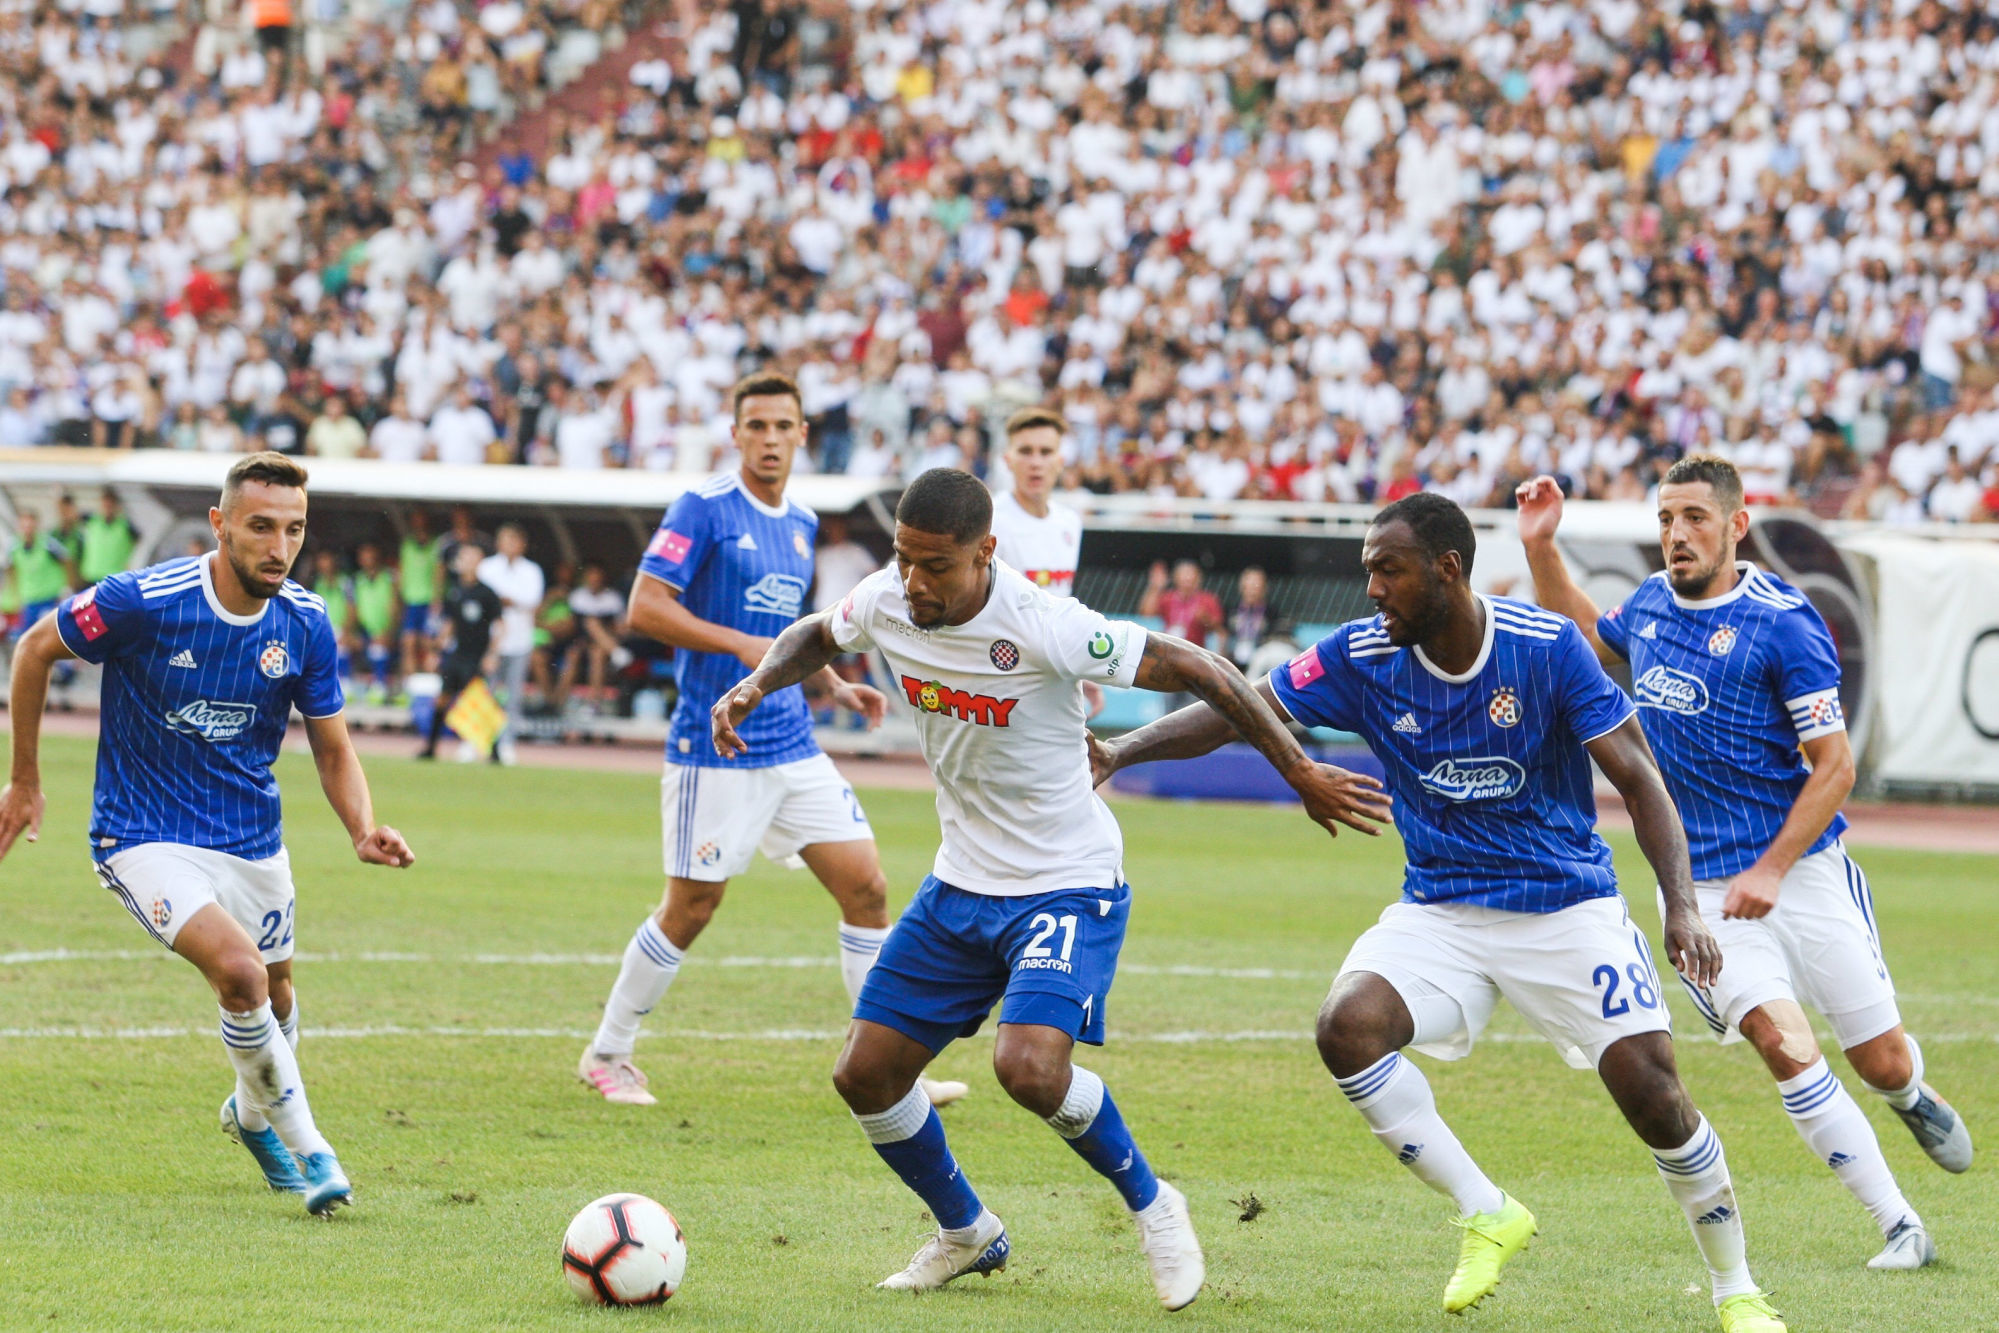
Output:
[0, 735, 1992, 1331]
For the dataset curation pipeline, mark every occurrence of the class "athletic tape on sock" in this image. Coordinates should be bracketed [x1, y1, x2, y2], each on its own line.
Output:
[855, 1083, 931, 1145]
[1046, 1066, 1106, 1139]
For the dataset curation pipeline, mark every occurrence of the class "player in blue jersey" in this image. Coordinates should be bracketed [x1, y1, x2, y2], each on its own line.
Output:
[1518, 457, 1971, 1272]
[0, 453, 415, 1217]
[1093, 494, 1786, 1332]
[578, 373, 966, 1110]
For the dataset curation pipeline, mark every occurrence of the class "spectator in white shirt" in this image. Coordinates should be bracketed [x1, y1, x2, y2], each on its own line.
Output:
[476, 522, 545, 764]
[429, 386, 499, 466]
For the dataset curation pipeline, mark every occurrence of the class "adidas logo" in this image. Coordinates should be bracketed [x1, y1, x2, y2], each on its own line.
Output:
[1397, 1142, 1424, 1164]
[1392, 712, 1422, 735]
[1694, 1205, 1734, 1225]
[168, 649, 197, 669]
[1639, 622, 1657, 640]
[1827, 1152, 1854, 1169]
[736, 533, 758, 550]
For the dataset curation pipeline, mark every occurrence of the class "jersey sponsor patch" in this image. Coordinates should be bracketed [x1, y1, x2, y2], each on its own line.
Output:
[743, 572, 805, 617]
[1288, 647, 1325, 689]
[648, 528, 692, 563]
[900, 675, 1018, 726]
[71, 584, 108, 640]
[163, 699, 258, 742]
[1418, 756, 1527, 802]
[1634, 664, 1710, 715]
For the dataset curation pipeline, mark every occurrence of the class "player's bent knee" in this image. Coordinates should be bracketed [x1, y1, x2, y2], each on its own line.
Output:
[1314, 974, 1411, 1078]
[209, 954, 271, 1012]
[831, 1050, 904, 1115]
[1741, 1000, 1820, 1076]
[1598, 1033, 1699, 1146]
[992, 1049, 1069, 1118]
[1846, 1030, 1912, 1091]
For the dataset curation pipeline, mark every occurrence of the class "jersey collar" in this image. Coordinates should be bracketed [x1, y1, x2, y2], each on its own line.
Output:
[1668, 560, 1759, 610]
[199, 552, 270, 627]
[1412, 592, 1495, 685]
[731, 473, 790, 518]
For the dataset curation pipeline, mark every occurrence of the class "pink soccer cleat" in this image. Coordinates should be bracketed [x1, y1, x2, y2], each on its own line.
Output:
[577, 1049, 658, 1106]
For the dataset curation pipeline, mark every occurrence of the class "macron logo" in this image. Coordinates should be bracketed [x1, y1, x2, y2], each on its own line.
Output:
[1392, 712, 1422, 735]
[168, 649, 197, 669]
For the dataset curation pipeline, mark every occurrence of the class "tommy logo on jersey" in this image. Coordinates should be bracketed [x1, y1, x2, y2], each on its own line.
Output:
[1419, 757, 1526, 802]
[1487, 687, 1522, 728]
[901, 676, 1018, 727]
[1708, 625, 1738, 656]
[258, 641, 290, 678]
[162, 699, 257, 742]
[1635, 664, 1710, 716]
[989, 639, 1020, 671]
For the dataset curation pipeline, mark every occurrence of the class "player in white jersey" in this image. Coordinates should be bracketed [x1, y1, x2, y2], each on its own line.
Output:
[711, 469, 1386, 1310]
[991, 405, 1103, 718]
[0, 453, 415, 1216]
[1518, 457, 1970, 1271]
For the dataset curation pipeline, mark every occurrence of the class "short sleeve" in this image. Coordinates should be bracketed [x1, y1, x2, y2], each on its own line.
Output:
[295, 612, 346, 718]
[1772, 605, 1846, 741]
[1596, 593, 1632, 659]
[638, 491, 712, 591]
[1269, 631, 1361, 731]
[827, 568, 890, 653]
[1555, 618, 1636, 744]
[53, 572, 144, 664]
[1038, 595, 1147, 687]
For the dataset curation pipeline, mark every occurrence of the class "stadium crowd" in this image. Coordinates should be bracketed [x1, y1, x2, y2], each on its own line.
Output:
[0, 0, 1997, 524]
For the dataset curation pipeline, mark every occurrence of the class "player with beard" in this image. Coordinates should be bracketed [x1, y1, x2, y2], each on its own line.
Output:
[1092, 493, 1786, 1331]
[0, 452, 414, 1216]
[1517, 458, 1969, 1272]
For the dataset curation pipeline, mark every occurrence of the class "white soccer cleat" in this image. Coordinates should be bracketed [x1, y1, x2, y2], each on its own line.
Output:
[1132, 1180, 1205, 1311]
[1866, 1219, 1938, 1271]
[1891, 1085, 1973, 1173]
[877, 1209, 1009, 1291]
[577, 1048, 658, 1106]
[921, 1076, 970, 1108]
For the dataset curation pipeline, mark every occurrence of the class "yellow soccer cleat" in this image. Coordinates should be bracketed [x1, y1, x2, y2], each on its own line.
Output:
[1718, 1293, 1786, 1332]
[1442, 1194, 1536, 1313]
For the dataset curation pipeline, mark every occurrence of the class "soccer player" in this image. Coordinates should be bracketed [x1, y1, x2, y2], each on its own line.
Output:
[711, 468, 1387, 1310]
[398, 508, 442, 676]
[350, 542, 401, 704]
[1092, 493, 1786, 1332]
[417, 541, 503, 761]
[0, 452, 415, 1217]
[990, 406, 1102, 716]
[578, 373, 967, 1109]
[1516, 458, 1970, 1270]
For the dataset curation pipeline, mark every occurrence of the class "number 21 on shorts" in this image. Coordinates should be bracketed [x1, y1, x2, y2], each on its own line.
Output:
[1592, 930, 1662, 1019]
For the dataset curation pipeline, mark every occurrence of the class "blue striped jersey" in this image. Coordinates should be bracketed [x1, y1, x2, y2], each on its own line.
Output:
[54, 554, 344, 861]
[639, 473, 820, 769]
[1272, 595, 1636, 913]
[1597, 562, 1847, 882]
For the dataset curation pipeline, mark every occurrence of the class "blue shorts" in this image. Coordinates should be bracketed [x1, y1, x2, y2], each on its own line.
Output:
[15, 600, 56, 639]
[854, 876, 1131, 1053]
[401, 603, 431, 635]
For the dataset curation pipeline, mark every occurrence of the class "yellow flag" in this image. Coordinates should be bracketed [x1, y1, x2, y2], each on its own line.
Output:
[444, 677, 507, 754]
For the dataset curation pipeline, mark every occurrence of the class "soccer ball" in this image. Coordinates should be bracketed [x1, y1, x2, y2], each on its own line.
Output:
[562, 1193, 687, 1306]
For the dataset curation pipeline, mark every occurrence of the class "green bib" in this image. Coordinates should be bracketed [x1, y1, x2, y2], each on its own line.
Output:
[12, 539, 69, 604]
[399, 535, 440, 605]
[315, 576, 351, 632]
[79, 514, 135, 584]
[353, 569, 397, 637]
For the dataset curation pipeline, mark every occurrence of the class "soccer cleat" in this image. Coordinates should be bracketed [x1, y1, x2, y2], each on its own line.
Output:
[1891, 1086, 1973, 1173]
[876, 1209, 1009, 1291]
[1717, 1292, 1786, 1332]
[578, 1049, 658, 1106]
[1132, 1180, 1204, 1311]
[300, 1152, 352, 1216]
[1442, 1194, 1536, 1313]
[1867, 1219, 1938, 1271]
[219, 1095, 307, 1194]
[921, 1077, 970, 1108]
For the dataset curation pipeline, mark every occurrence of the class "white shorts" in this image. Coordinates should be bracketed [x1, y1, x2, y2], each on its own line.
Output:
[1339, 895, 1672, 1071]
[661, 753, 873, 882]
[94, 843, 297, 964]
[1664, 840, 1901, 1052]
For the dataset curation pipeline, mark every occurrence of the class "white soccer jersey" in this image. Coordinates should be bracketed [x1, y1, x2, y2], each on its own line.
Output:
[990, 492, 1083, 598]
[829, 560, 1147, 896]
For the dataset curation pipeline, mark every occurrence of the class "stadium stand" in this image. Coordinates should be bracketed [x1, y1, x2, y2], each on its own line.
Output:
[0, 0, 1995, 529]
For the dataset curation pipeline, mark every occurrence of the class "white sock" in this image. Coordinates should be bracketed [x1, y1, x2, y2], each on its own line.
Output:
[219, 1003, 331, 1160]
[837, 923, 890, 1004]
[234, 998, 300, 1135]
[1864, 1033, 1925, 1112]
[1653, 1115, 1757, 1303]
[1337, 1052, 1505, 1217]
[1780, 1058, 1916, 1237]
[592, 917, 682, 1057]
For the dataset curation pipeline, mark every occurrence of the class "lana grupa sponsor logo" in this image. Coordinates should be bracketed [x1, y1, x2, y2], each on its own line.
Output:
[1419, 756, 1526, 801]
[1633, 664, 1710, 716]
[163, 699, 258, 741]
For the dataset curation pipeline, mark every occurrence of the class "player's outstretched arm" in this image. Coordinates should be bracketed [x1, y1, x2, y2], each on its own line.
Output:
[1114, 634, 1391, 839]
[0, 616, 73, 861]
[302, 713, 414, 868]
[1586, 716, 1718, 987]
[1515, 475, 1620, 667]
[712, 611, 843, 758]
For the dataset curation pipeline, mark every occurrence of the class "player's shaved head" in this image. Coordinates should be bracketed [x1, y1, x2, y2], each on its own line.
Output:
[1371, 492, 1476, 576]
[898, 468, 993, 545]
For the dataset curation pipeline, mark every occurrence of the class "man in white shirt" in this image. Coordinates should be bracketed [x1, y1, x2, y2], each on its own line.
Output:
[429, 386, 499, 466]
[477, 523, 545, 764]
[711, 468, 1383, 1310]
[367, 394, 429, 462]
[990, 405, 1099, 713]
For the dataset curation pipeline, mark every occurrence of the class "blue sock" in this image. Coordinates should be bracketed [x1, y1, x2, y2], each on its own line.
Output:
[367, 643, 391, 685]
[1047, 1066, 1160, 1211]
[855, 1085, 984, 1230]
